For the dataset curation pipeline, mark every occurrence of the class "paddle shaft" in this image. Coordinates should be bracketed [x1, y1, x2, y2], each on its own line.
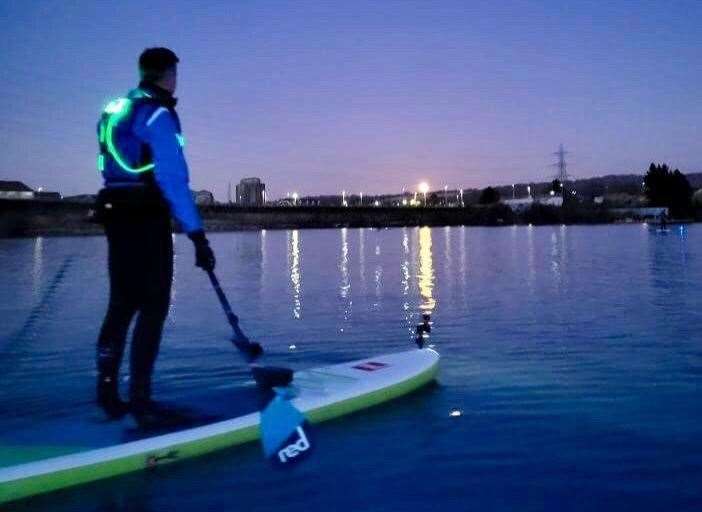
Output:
[206, 270, 250, 344]
[206, 270, 292, 387]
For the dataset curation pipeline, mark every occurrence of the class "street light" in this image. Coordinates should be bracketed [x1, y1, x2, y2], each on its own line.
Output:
[444, 185, 448, 206]
[292, 192, 299, 205]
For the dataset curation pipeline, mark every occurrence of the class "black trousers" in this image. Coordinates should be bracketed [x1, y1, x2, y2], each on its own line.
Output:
[97, 199, 173, 405]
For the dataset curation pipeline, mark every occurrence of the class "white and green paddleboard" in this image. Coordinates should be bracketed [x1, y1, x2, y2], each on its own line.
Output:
[0, 348, 439, 504]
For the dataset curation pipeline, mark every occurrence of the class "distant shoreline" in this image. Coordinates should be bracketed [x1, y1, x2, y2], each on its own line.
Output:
[0, 199, 695, 238]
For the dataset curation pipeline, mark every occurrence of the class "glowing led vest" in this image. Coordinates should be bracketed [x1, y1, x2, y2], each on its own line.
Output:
[97, 91, 185, 175]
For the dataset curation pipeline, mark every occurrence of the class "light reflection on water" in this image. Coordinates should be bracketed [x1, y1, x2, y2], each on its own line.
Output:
[264, 225, 439, 337]
[287, 230, 301, 320]
[418, 226, 436, 314]
[527, 223, 535, 293]
[550, 230, 561, 286]
[31, 236, 43, 299]
[358, 227, 366, 292]
[373, 235, 383, 305]
[260, 229, 267, 286]
[338, 227, 352, 331]
[401, 228, 412, 337]
[444, 226, 452, 299]
[459, 226, 467, 308]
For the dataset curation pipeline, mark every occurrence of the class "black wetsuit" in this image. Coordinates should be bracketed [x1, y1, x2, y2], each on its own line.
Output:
[96, 185, 172, 408]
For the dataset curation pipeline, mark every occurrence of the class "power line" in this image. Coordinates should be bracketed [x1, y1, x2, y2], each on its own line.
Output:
[551, 143, 575, 201]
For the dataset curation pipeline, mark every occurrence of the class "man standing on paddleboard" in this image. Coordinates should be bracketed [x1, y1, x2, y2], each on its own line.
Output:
[95, 48, 215, 427]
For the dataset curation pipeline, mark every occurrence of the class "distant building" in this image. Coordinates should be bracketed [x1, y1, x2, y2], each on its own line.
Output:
[691, 189, 702, 208]
[34, 191, 61, 201]
[503, 197, 534, 212]
[610, 207, 668, 221]
[192, 190, 215, 205]
[379, 193, 411, 207]
[503, 194, 561, 210]
[600, 192, 644, 208]
[235, 178, 265, 206]
[63, 194, 97, 204]
[0, 181, 34, 200]
[538, 195, 563, 207]
[0, 181, 61, 201]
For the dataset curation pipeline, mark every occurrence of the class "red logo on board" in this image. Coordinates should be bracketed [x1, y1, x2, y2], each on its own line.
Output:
[352, 361, 389, 372]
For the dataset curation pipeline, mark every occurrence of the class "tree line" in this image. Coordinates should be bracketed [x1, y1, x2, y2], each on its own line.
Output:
[643, 163, 694, 218]
[469, 163, 697, 219]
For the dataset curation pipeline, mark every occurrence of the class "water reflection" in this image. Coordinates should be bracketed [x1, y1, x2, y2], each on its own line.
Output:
[678, 225, 688, 265]
[261, 229, 267, 286]
[339, 228, 350, 299]
[288, 230, 302, 319]
[526, 224, 535, 293]
[510, 224, 518, 266]
[401, 228, 412, 337]
[418, 227, 436, 313]
[374, 232, 383, 304]
[647, 224, 692, 297]
[358, 227, 366, 292]
[339, 227, 352, 330]
[31, 236, 43, 299]
[550, 231, 561, 285]
[548, 226, 569, 291]
[444, 227, 452, 297]
[460, 227, 467, 306]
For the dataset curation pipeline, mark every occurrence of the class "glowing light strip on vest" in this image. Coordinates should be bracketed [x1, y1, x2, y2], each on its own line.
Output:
[101, 98, 154, 174]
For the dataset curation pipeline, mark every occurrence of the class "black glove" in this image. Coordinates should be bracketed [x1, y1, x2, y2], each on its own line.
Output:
[188, 230, 216, 271]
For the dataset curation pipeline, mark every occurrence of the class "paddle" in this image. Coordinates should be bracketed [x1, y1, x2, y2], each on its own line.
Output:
[206, 269, 293, 388]
[206, 269, 311, 465]
[260, 389, 313, 466]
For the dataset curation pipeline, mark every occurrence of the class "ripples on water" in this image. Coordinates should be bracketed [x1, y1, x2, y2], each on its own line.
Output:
[0, 224, 701, 511]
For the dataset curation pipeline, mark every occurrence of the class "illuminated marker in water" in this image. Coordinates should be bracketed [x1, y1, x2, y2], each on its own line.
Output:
[289, 344, 297, 351]
[449, 408, 462, 418]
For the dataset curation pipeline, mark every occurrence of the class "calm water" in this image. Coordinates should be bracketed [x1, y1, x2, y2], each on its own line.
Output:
[0, 224, 701, 511]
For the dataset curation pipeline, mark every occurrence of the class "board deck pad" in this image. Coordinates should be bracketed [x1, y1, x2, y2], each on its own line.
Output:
[0, 348, 439, 504]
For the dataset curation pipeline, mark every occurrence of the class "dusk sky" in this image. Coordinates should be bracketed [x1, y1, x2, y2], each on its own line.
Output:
[1, 1, 700, 200]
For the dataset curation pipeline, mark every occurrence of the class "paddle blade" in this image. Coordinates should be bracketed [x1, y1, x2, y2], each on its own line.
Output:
[260, 395, 312, 466]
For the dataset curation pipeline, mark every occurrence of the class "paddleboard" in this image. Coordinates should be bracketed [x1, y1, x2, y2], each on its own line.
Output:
[0, 348, 439, 504]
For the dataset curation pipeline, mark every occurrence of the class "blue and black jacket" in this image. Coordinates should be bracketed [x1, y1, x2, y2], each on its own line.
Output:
[97, 82, 202, 233]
